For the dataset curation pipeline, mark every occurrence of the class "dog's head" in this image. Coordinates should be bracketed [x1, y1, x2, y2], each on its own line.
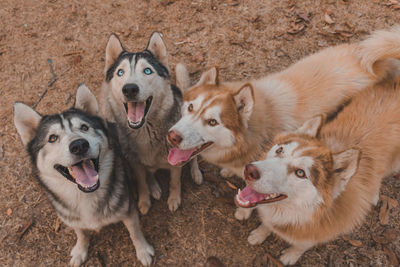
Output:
[104, 32, 171, 129]
[235, 116, 360, 216]
[167, 67, 255, 166]
[14, 84, 111, 193]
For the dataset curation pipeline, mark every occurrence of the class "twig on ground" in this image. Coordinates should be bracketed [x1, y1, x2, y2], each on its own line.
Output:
[31, 87, 48, 109]
[266, 252, 284, 267]
[18, 218, 33, 240]
[32, 59, 57, 108]
[63, 50, 83, 56]
[48, 59, 56, 86]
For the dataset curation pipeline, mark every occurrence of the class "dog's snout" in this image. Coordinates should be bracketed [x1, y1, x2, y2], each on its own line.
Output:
[122, 83, 139, 99]
[69, 139, 89, 155]
[244, 164, 261, 181]
[167, 130, 183, 146]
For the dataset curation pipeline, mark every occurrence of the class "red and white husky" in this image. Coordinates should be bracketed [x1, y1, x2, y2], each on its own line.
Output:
[234, 79, 400, 265]
[167, 27, 400, 179]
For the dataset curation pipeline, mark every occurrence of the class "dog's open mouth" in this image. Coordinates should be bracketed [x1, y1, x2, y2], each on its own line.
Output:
[234, 186, 287, 208]
[124, 96, 153, 129]
[54, 158, 100, 193]
[168, 142, 213, 166]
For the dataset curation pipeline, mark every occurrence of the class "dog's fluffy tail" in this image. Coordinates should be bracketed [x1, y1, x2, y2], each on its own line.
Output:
[175, 63, 190, 92]
[359, 26, 400, 79]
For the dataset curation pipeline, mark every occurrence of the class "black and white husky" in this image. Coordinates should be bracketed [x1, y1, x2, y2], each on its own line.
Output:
[101, 32, 202, 214]
[13, 84, 154, 266]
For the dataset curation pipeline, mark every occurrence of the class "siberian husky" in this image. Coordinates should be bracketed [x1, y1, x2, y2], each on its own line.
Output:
[167, 26, 400, 219]
[14, 84, 154, 266]
[101, 33, 202, 214]
[235, 80, 400, 265]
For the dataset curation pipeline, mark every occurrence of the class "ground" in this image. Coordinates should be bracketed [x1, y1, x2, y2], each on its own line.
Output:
[1, 0, 400, 266]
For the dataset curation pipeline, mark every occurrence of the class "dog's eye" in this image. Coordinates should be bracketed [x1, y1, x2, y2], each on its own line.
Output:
[48, 134, 58, 143]
[117, 69, 124, 77]
[188, 103, 193, 112]
[80, 124, 89, 131]
[276, 146, 283, 154]
[207, 119, 218, 127]
[295, 169, 306, 178]
[143, 68, 153, 75]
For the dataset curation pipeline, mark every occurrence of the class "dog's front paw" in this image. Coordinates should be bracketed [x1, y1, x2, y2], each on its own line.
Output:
[150, 180, 162, 200]
[220, 168, 234, 178]
[136, 242, 155, 266]
[247, 226, 270, 245]
[280, 247, 303, 266]
[191, 166, 203, 185]
[234, 207, 252, 220]
[69, 244, 88, 267]
[168, 195, 181, 212]
[138, 198, 151, 215]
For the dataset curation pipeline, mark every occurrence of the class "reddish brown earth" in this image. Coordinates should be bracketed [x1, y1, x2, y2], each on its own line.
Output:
[1, 0, 400, 266]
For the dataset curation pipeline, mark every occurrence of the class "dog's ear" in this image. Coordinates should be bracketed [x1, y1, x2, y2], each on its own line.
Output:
[14, 103, 42, 146]
[175, 63, 190, 93]
[295, 115, 324, 137]
[195, 67, 219, 87]
[75, 84, 99, 116]
[147, 32, 169, 71]
[105, 34, 124, 73]
[331, 148, 360, 199]
[233, 83, 254, 128]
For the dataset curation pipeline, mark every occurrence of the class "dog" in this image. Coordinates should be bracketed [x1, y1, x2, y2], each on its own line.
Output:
[234, 79, 400, 265]
[167, 26, 400, 220]
[13, 84, 154, 266]
[100, 33, 203, 214]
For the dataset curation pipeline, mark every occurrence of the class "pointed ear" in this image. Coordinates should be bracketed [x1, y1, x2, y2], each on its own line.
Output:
[175, 63, 190, 92]
[194, 67, 219, 87]
[331, 149, 360, 199]
[105, 34, 124, 72]
[233, 83, 254, 128]
[295, 115, 324, 137]
[146, 32, 169, 71]
[74, 84, 99, 116]
[14, 102, 42, 146]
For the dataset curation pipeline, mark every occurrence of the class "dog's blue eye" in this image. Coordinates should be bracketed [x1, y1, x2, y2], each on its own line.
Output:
[80, 124, 89, 131]
[117, 69, 124, 77]
[143, 68, 153, 75]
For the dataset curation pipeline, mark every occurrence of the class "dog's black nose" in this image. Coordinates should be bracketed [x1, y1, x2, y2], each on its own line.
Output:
[122, 83, 139, 99]
[69, 139, 89, 155]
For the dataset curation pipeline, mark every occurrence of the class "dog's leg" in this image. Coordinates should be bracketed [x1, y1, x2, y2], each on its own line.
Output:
[148, 171, 162, 200]
[247, 224, 271, 245]
[280, 242, 314, 265]
[123, 211, 154, 266]
[234, 207, 253, 220]
[70, 228, 90, 267]
[168, 166, 182, 212]
[136, 163, 151, 215]
[190, 157, 203, 185]
[220, 168, 235, 178]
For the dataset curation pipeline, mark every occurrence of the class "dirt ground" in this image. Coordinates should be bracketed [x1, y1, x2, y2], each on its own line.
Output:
[1, 0, 400, 266]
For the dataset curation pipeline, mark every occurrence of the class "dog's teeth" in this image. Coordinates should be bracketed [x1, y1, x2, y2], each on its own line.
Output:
[238, 188, 241, 195]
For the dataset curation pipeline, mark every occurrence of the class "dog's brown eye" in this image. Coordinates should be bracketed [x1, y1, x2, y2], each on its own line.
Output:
[80, 124, 89, 131]
[207, 119, 218, 127]
[295, 169, 306, 178]
[188, 103, 193, 112]
[48, 134, 58, 143]
[276, 146, 283, 154]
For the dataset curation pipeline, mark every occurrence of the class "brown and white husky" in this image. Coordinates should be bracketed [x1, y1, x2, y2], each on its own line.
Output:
[235, 79, 400, 265]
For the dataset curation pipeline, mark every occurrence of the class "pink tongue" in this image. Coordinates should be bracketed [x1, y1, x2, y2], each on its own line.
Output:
[70, 159, 98, 187]
[127, 102, 145, 123]
[168, 147, 196, 166]
[238, 186, 270, 203]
